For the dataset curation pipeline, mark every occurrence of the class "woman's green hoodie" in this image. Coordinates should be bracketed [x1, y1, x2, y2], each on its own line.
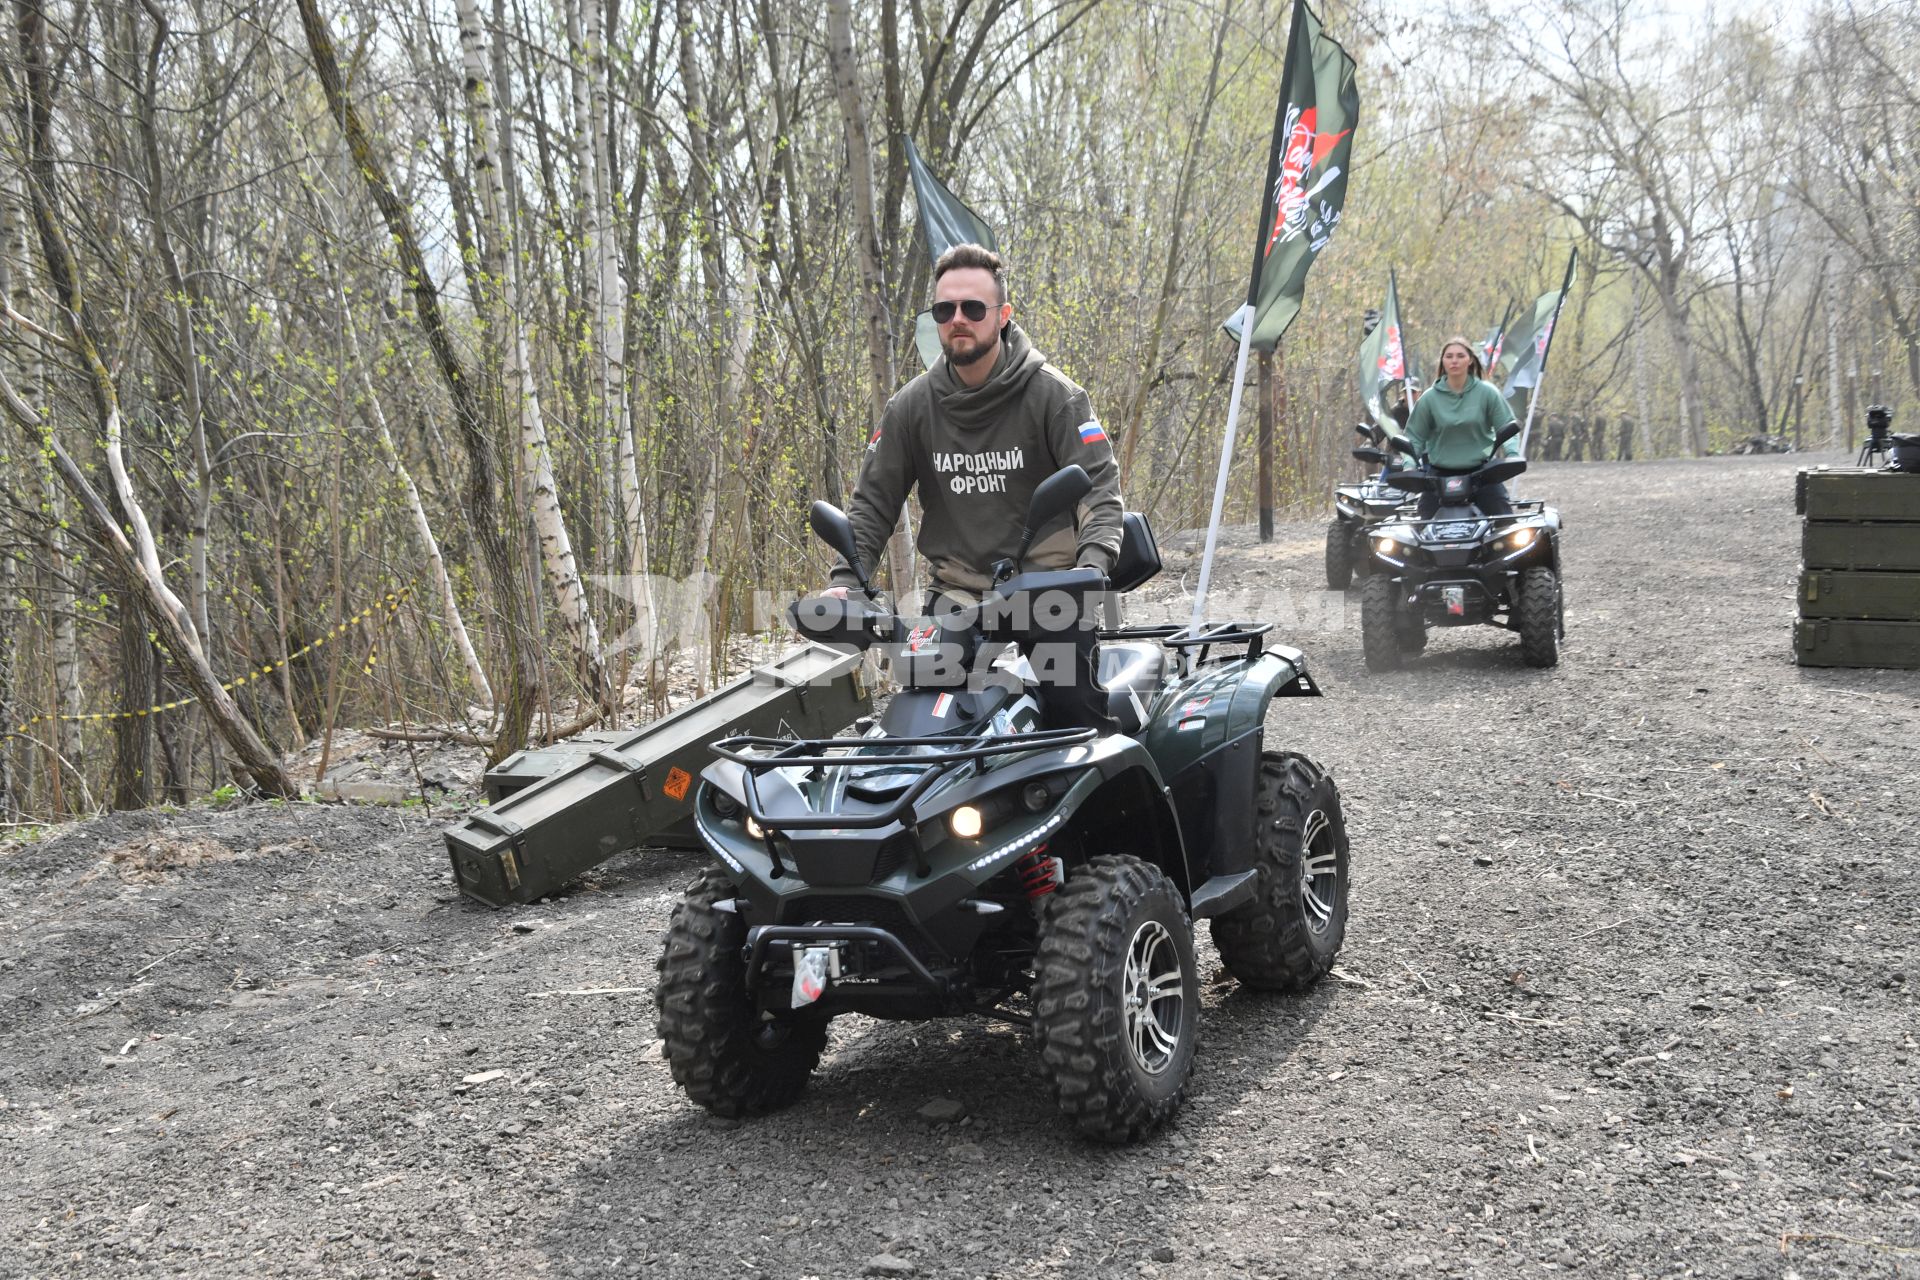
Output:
[1405, 376, 1519, 470]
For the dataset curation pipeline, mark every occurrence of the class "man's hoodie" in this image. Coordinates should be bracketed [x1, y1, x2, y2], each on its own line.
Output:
[831, 322, 1123, 595]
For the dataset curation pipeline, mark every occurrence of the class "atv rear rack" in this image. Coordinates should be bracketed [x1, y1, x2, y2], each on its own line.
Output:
[1100, 619, 1273, 663]
[709, 728, 1096, 833]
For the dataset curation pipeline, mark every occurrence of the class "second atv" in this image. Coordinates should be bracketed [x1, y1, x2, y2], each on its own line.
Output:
[1325, 423, 1419, 589]
[657, 467, 1352, 1143]
[1359, 424, 1565, 669]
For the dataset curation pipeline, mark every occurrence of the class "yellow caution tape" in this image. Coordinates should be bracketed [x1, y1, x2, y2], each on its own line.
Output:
[9, 584, 412, 734]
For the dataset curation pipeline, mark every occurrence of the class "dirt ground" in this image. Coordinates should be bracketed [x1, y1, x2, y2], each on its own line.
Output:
[3, 452, 1916, 1279]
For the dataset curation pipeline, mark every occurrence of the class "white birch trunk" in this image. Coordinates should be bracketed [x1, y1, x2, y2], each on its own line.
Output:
[1823, 254, 1844, 449]
[0, 542, 18, 817]
[455, 0, 610, 709]
[339, 290, 493, 709]
[825, 0, 913, 596]
[1629, 273, 1656, 459]
[3, 173, 82, 777]
[591, 0, 654, 668]
[559, 0, 610, 541]
[578, 0, 654, 677]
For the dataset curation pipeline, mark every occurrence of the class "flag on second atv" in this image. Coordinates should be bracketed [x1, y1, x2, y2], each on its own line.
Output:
[906, 137, 998, 370]
[1356, 270, 1407, 428]
[1481, 302, 1514, 377]
[1501, 253, 1578, 397]
[1239, 0, 1359, 350]
[1359, 272, 1420, 427]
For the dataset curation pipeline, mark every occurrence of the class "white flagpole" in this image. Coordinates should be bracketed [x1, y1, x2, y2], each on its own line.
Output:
[1518, 378, 1543, 456]
[1191, 303, 1258, 634]
[1514, 371, 1549, 501]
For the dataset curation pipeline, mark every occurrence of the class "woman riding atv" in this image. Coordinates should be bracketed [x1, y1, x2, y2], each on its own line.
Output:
[1405, 336, 1520, 515]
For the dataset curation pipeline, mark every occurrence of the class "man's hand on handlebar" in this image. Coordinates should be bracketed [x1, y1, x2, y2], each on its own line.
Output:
[822, 585, 850, 600]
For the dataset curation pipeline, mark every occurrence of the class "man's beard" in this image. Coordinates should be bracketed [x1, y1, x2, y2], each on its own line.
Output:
[942, 329, 998, 367]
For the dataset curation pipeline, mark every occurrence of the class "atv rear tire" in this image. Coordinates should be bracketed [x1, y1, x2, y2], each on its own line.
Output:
[1324, 520, 1353, 590]
[1033, 856, 1198, 1144]
[1360, 574, 1403, 671]
[656, 868, 827, 1117]
[1211, 753, 1350, 991]
[1516, 566, 1561, 668]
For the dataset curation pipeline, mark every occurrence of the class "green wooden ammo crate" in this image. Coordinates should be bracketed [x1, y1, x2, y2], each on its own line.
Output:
[1798, 570, 1920, 621]
[443, 642, 871, 907]
[484, 731, 632, 803]
[1796, 467, 1920, 521]
[1793, 618, 1920, 669]
[1800, 522, 1920, 573]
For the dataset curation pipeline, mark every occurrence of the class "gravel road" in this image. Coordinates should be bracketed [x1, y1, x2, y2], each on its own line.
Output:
[4, 451, 1915, 1279]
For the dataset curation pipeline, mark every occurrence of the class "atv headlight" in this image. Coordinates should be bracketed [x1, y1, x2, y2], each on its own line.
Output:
[1375, 536, 1401, 555]
[1507, 528, 1535, 549]
[744, 816, 765, 841]
[949, 805, 984, 840]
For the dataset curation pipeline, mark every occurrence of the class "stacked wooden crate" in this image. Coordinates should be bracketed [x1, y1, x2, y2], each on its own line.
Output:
[1794, 467, 1920, 668]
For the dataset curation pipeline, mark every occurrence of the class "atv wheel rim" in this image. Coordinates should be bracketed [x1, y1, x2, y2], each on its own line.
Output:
[1299, 809, 1340, 933]
[1122, 919, 1186, 1076]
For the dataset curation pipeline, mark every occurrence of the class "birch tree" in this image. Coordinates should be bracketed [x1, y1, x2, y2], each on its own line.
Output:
[296, 0, 542, 762]
[453, 0, 611, 712]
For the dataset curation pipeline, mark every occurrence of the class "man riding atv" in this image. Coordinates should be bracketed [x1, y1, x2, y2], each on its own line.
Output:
[655, 246, 1354, 1141]
[824, 243, 1120, 731]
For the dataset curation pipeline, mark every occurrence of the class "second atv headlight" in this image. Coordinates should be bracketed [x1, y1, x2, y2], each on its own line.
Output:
[1506, 528, 1536, 549]
[949, 805, 984, 839]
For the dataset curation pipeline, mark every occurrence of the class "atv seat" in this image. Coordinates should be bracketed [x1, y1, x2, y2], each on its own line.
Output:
[1097, 641, 1168, 735]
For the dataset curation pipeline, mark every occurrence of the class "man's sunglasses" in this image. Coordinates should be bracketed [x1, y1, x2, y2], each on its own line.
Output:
[930, 298, 996, 324]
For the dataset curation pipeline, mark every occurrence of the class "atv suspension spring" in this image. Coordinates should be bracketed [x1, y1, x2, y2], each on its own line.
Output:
[1014, 845, 1063, 898]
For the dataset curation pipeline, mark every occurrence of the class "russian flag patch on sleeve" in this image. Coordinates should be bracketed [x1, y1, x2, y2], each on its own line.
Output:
[1077, 419, 1108, 445]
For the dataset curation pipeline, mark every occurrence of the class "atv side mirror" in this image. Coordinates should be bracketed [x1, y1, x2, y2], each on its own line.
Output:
[1014, 464, 1093, 564]
[1352, 446, 1386, 465]
[809, 501, 869, 592]
[1386, 434, 1418, 457]
[1494, 422, 1521, 448]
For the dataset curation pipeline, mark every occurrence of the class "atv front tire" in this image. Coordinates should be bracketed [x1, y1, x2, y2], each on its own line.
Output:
[1324, 520, 1353, 590]
[1360, 574, 1404, 671]
[1033, 856, 1198, 1144]
[1211, 752, 1350, 991]
[656, 868, 827, 1116]
[1516, 566, 1561, 668]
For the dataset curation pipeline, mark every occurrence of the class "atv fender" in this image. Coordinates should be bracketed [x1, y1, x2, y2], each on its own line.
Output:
[1140, 648, 1318, 898]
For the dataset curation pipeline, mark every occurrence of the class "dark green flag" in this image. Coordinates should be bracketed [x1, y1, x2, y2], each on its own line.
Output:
[1481, 301, 1515, 376]
[905, 137, 998, 370]
[1243, 0, 1359, 350]
[1356, 270, 1406, 427]
[1502, 251, 1578, 397]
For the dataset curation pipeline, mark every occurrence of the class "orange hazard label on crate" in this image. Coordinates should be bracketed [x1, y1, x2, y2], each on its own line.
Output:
[663, 767, 693, 801]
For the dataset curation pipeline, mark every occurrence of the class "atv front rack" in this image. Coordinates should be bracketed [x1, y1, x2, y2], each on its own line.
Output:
[709, 728, 1097, 833]
[1389, 502, 1547, 530]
